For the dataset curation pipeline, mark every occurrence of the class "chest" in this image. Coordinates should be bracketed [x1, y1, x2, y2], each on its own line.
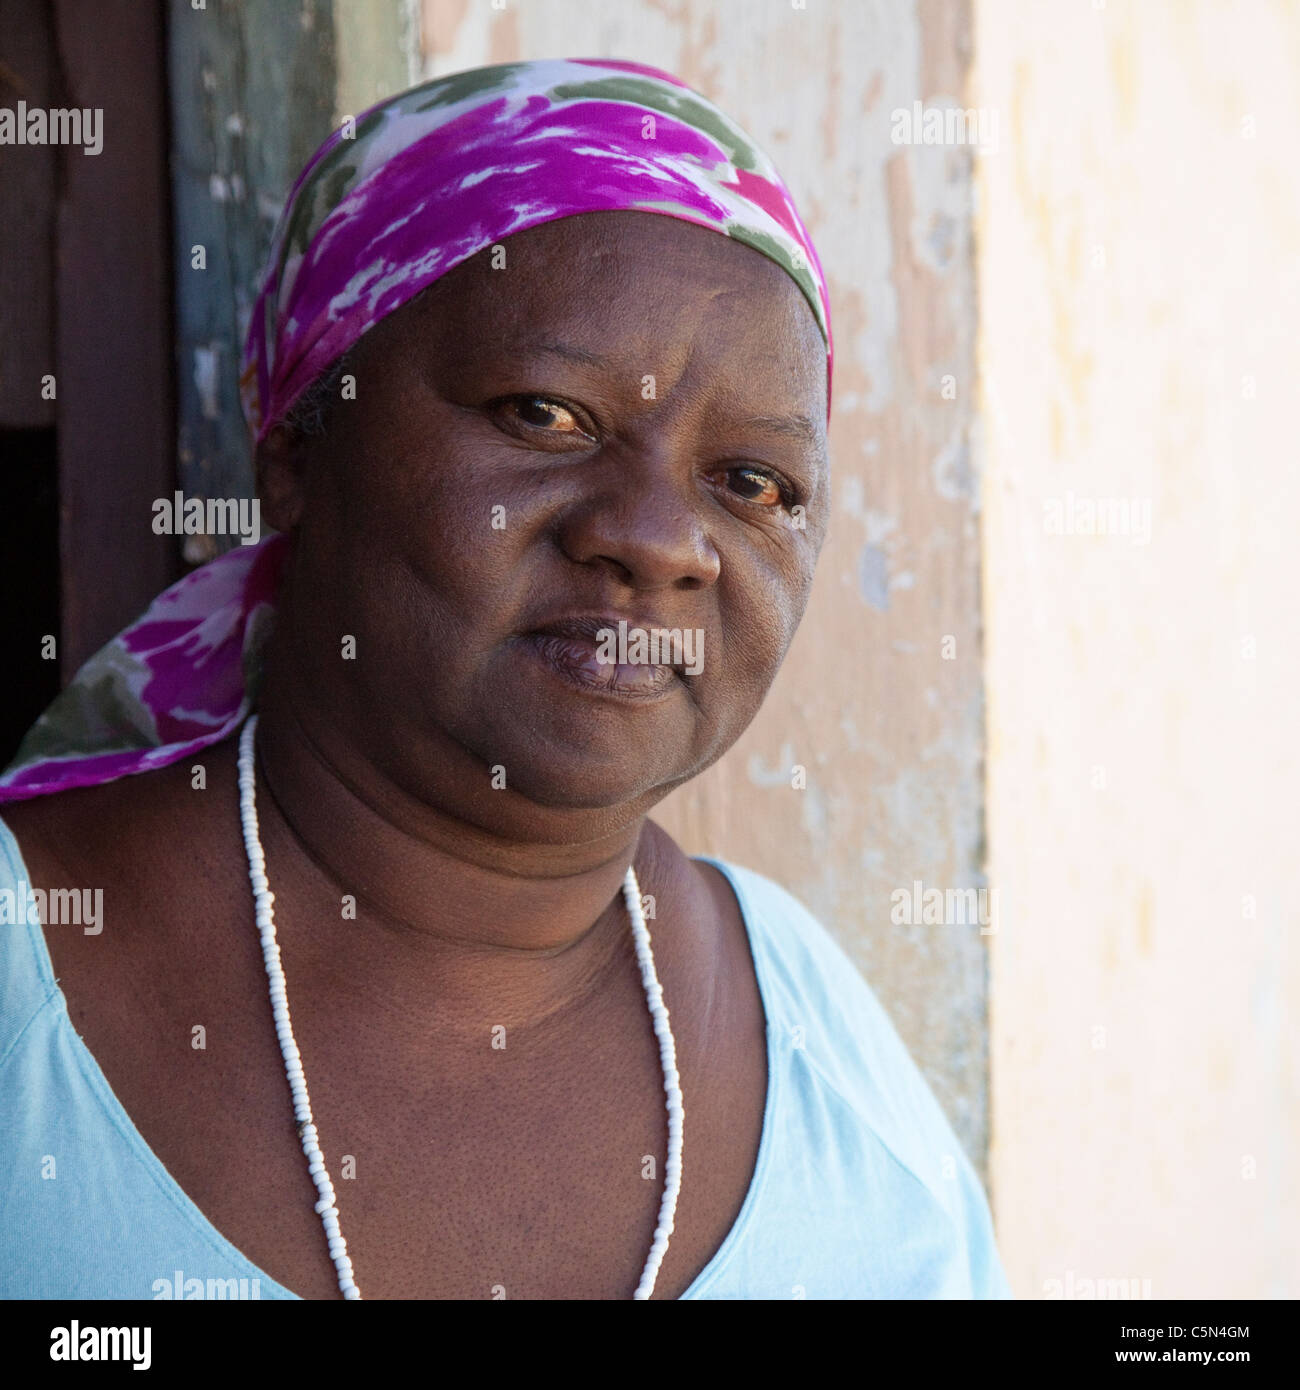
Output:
[45, 876, 768, 1300]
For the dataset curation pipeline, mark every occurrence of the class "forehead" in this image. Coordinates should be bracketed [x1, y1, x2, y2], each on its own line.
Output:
[384, 210, 828, 420]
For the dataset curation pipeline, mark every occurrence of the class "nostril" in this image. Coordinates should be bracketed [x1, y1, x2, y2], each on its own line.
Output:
[589, 554, 636, 587]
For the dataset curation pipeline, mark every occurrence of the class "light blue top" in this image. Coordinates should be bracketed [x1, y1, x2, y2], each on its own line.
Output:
[0, 813, 1012, 1300]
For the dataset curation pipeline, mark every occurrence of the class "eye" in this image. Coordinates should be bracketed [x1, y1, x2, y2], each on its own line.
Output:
[723, 466, 794, 509]
[490, 394, 596, 441]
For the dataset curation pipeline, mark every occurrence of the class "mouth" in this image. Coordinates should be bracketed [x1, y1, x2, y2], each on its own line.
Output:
[515, 614, 688, 702]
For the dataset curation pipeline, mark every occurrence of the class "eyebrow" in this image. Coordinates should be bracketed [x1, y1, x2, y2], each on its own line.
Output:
[743, 413, 822, 445]
[520, 340, 610, 368]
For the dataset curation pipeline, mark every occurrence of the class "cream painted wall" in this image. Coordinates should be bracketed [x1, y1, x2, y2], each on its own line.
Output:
[419, 0, 995, 1170]
[335, 0, 423, 121]
[975, 0, 1300, 1297]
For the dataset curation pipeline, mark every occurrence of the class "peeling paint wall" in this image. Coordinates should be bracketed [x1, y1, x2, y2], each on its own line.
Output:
[336, 0, 423, 121]
[975, 0, 1300, 1296]
[420, 0, 992, 1170]
[169, 0, 417, 552]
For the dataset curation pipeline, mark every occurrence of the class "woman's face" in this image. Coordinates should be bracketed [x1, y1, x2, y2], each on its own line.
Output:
[259, 209, 829, 831]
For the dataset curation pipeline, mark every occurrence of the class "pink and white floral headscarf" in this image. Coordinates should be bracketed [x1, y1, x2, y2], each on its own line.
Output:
[0, 57, 832, 803]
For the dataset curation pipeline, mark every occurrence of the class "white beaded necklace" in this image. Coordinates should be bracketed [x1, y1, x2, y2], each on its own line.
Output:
[236, 714, 684, 1300]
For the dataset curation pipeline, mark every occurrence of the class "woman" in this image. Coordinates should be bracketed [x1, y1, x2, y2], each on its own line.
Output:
[0, 59, 1009, 1299]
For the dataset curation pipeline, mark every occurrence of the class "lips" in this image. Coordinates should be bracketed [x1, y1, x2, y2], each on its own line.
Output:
[517, 614, 683, 700]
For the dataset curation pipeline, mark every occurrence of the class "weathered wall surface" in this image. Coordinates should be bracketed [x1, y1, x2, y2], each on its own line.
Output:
[421, 0, 993, 1171]
[169, 0, 417, 559]
[975, 0, 1300, 1296]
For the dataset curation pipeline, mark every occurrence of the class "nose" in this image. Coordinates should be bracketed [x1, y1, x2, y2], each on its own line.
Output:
[555, 453, 721, 592]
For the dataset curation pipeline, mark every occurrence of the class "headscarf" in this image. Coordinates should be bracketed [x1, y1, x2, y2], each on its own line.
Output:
[0, 57, 832, 804]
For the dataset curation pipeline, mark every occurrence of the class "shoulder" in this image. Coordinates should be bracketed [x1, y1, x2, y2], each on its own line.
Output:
[699, 856, 1013, 1298]
[0, 771, 203, 1067]
[695, 857, 925, 1110]
[0, 812, 60, 1068]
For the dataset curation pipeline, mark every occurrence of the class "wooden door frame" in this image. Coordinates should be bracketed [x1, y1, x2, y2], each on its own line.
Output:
[52, 0, 179, 675]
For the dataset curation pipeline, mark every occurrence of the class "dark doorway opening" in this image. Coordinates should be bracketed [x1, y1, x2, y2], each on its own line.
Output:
[0, 427, 60, 764]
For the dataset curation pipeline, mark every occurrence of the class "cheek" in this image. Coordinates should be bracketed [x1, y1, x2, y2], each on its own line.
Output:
[711, 543, 815, 702]
[321, 408, 512, 583]
[311, 453, 580, 700]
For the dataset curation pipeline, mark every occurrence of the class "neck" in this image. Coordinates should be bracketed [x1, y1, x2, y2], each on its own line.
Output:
[244, 689, 658, 1034]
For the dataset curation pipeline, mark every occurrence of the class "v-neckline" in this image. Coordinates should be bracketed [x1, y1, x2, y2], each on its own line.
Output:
[7, 813, 780, 1300]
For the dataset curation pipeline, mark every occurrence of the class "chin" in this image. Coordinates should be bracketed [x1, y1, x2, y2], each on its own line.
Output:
[476, 741, 673, 815]
[442, 680, 703, 808]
